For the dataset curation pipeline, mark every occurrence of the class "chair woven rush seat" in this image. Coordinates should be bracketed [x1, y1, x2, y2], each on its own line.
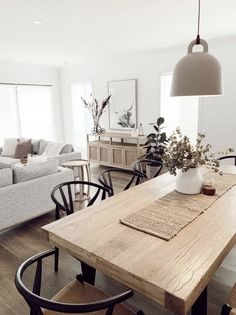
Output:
[43, 280, 136, 315]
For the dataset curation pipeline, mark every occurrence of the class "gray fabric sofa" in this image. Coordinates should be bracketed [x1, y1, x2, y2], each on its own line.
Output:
[0, 166, 74, 231]
[0, 139, 81, 169]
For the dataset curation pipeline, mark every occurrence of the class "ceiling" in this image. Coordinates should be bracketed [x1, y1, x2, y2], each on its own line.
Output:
[0, 0, 236, 66]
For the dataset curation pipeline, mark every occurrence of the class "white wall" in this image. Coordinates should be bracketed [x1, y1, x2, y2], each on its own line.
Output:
[60, 49, 183, 145]
[198, 37, 236, 150]
[0, 60, 64, 142]
[60, 36, 236, 151]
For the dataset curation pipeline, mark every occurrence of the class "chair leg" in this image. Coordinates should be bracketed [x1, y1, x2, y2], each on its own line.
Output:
[55, 206, 60, 221]
[54, 247, 59, 272]
[221, 304, 232, 315]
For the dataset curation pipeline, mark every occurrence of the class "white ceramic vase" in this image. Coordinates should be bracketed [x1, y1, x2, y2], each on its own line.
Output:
[176, 168, 203, 195]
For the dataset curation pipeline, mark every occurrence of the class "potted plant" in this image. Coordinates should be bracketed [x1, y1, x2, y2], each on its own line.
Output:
[163, 128, 234, 194]
[144, 117, 168, 178]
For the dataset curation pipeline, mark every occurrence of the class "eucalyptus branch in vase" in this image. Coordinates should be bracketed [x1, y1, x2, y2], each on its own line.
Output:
[162, 128, 235, 195]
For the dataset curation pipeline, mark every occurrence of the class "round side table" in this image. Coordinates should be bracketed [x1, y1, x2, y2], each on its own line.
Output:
[62, 160, 91, 201]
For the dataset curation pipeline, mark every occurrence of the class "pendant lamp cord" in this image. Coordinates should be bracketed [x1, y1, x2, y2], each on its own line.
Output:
[196, 0, 201, 44]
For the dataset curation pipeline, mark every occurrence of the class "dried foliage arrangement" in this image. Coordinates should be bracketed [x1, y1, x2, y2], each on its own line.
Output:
[81, 94, 111, 134]
[163, 128, 234, 176]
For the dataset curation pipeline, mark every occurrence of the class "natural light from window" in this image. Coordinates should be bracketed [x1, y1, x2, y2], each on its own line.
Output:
[0, 84, 55, 146]
[160, 73, 199, 142]
[71, 82, 93, 158]
[17, 85, 54, 140]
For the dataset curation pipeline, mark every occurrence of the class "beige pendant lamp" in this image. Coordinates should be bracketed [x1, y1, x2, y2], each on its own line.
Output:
[170, 0, 223, 97]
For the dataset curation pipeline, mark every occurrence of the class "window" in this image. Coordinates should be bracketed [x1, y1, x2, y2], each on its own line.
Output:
[160, 73, 199, 142]
[71, 82, 93, 158]
[17, 86, 54, 140]
[0, 85, 20, 145]
[0, 84, 55, 146]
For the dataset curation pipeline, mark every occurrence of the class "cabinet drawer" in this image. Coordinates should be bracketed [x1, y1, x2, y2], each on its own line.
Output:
[99, 146, 110, 163]
[111, 148, 123, 166]
[88, 145, 98, 161]
[124, 149, 137, 167]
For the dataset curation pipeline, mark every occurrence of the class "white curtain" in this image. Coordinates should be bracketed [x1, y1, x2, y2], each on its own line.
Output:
[0, 84, 55, 146]
[0, 85, 20, 146]
[17, 85, 55, 140]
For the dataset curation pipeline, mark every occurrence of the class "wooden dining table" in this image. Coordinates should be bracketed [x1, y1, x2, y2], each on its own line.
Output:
[42, 165, 236, 315]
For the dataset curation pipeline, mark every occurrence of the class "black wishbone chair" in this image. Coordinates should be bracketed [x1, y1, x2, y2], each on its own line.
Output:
[51, 181, 111, 220]
[218, 155, 236, 166]
[97, 168, 144, 196]
[132, 159, 163, 179]
[15, 248, 145, 315]
[51, 181, 111, 272]
[221, 283, 236, 315]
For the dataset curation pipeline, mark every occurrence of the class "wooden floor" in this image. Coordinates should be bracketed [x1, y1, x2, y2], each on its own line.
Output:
[0, 164, 235, 315]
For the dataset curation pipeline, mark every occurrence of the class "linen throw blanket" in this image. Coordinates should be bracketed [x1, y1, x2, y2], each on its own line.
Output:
[120, 173, 236, 241]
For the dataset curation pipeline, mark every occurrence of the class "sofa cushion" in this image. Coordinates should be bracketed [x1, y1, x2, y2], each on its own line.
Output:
[28, 153, 47, 164]
[14, 139, 32, 158]
[61, 144, 73, 154]
[39, 140, 48, 155]
[12, 158, 59, 183]
[1, 138, 18, 157]
[0, 168, 12, 187]
[44, 142, 65, 156]
[0, 156, 19, 169]
[32, 139, 42, 155]
[39, 140, 74, 156]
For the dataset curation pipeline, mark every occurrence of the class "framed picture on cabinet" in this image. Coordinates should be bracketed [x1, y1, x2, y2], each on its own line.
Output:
[108, 79, 137, 131]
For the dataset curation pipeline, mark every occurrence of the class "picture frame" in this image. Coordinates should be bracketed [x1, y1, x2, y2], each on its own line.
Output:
[107, 79, 137, 131]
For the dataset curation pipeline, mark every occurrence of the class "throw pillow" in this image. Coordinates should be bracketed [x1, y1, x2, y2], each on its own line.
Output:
[61, 144, 73, 154]
[14, 138, 32, 158]
[1, 138, 18, 157]
[39, 140, 48, 155]
[0, 168, 12, 188]
[32, 139, 42, 155]
[44, 142, 65, 156]
[12, 158, 59, 183]
[28, 153, 47, 164]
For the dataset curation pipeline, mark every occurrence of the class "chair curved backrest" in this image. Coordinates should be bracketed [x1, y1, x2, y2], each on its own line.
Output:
[51, 181, 111, 219]
[132, 159, 163, 178]
[97, 168, 144, 195]
[221, 282, 236, 315]
[218, 155, 236, 166]
[15, 248, 134, 315]
[221, 304, 234, 315]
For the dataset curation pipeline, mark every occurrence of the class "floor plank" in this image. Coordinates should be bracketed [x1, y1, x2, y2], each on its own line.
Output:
[0, 164, 234, 315]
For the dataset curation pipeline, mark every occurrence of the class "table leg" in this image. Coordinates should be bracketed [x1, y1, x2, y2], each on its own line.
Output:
[192, 286, 207, 315]
[81, 262, 96, 285]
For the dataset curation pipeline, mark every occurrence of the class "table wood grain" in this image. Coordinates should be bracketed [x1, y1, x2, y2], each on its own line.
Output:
[42, 166, 236, 315]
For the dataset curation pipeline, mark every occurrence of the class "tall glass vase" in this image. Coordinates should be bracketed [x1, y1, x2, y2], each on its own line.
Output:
[91, 118, 105, 135]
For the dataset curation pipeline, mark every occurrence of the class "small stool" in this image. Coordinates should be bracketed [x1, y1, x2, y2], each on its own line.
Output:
[62, 160, 91, 201]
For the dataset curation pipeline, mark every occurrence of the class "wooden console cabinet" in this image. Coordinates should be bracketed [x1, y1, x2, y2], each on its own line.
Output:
[87, 133, 146, 169]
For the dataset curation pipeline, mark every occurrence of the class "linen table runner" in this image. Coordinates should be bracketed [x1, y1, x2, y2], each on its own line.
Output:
[120, 173, 236, 241]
